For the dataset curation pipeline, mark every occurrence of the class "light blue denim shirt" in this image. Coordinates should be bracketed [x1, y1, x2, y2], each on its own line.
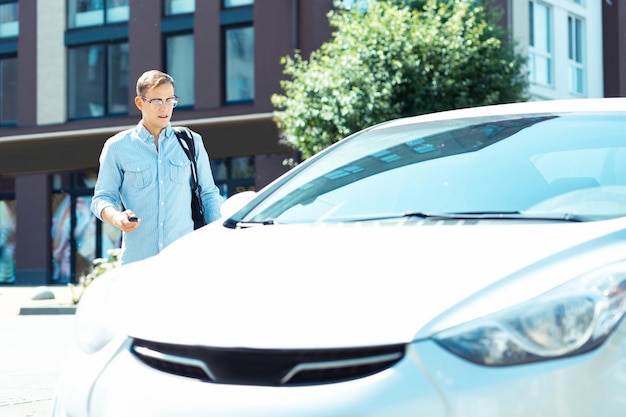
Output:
[91, 122, 223, 264]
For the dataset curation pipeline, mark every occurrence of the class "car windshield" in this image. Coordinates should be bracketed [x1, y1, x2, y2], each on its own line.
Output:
[241, 111, 626, 224]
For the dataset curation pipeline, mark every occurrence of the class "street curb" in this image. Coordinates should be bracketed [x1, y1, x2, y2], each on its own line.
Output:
[0, 286, 77, 317]
[19, 306, 77, 315]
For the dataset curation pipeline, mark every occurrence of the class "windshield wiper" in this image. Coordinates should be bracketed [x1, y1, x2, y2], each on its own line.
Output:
[235, 219, 276, 228]
[223, 218, 276, 229]
[437, 211, 590, 222]
[341, 211, 591, 223]
[224, 212, 592, 228]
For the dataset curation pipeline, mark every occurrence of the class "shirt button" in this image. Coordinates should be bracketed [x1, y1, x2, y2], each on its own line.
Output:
[161, 201, 164, 205]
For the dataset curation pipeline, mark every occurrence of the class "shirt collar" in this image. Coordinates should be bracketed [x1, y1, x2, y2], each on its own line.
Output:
[135, 122, 173, 143]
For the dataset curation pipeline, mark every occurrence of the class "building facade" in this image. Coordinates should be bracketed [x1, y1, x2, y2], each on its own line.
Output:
[498, 0, 608, 100]
[0, 0, 624, 285]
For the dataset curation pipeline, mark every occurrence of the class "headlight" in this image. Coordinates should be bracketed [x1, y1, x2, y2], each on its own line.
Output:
[432, 260, 626, 366]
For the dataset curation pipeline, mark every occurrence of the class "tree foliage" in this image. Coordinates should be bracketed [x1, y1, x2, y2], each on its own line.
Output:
[271, 0, 529, 159]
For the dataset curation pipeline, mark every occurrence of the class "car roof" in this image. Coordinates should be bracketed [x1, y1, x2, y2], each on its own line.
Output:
[374, 97, 626, 131]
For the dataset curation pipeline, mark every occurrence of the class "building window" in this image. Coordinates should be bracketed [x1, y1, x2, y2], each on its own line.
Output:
[211, 157, 255, 198]
[568, 15, 584, 95]
[225, 26, 254, 103]
[166, 34, 195, 107]
[0, 1, 18, 38]
[0, 55, 17, 125]
[51, 171, 120, 283]
[223, 0, 254, 7]
[165, 0, 195, 15]
[68, 42, 129, 119]
[221, 1, 254, 104]
[0, 197, 16, 283]
[339, 0, 369, 11]
[68, 0, 129, 29]
[529, 1, 552, 87]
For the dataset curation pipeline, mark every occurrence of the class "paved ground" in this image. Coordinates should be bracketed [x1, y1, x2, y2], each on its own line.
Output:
[0, 286, 77, 417]
[0, 314, 75, 417]
[0, 286, 76, 317]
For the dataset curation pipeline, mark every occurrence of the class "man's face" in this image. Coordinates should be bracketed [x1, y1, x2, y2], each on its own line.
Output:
[136, 83, 177, 134]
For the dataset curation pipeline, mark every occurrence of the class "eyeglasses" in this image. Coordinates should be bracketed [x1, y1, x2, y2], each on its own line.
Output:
[140, 96, 178, 109]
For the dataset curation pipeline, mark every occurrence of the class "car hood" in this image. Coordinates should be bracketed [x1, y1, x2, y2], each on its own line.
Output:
[103, 218, 626, 349]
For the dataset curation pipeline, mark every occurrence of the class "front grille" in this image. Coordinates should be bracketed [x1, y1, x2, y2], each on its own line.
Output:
[130, 338, 405, 386]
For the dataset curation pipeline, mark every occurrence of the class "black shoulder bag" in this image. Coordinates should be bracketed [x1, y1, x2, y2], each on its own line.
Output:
[174, 127, 207, 230]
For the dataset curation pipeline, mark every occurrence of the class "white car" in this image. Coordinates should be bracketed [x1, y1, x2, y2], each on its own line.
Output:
[54, 98, 626, 417]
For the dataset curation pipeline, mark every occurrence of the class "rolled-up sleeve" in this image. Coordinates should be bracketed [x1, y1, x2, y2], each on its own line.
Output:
[91, 138, 123, 220]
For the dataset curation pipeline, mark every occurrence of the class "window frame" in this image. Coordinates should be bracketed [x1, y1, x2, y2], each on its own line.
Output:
[222, 24, 254, 105]
[67, 0, 130, 30]
[51, 171, 120, 284]
[223, 0, 254, 8]
[220, 4, 254, 105]
[567, 13, 585, 95]
[164, 32, 195, 108]
[0, 0, 19, 39]
[164, 0, 195, 16]
[0, 53, 17, 126]
[161, 6, 195, 108]
[210, 157, 256, 199]
[0, 193, 16, 284]
[529, 0, 553, 87]
[66, 40, 129, 120]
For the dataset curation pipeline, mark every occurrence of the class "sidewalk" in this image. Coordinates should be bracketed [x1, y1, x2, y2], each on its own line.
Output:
[0, 286, 76, 317]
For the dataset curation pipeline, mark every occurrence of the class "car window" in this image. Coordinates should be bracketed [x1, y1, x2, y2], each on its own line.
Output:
[242, 112, 626, 223]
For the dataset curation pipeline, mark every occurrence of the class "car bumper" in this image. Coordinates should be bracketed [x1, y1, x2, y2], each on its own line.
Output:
[54, 325, 626, 417]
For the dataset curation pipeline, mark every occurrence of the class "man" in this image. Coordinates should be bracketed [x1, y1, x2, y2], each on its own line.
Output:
[91, 70, 223, 264]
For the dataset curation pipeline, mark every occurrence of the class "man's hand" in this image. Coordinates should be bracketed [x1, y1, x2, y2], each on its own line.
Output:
[101, 207, 140, 232]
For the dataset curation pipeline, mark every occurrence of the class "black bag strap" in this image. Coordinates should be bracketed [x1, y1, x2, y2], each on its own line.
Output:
[174, 127, 201, 193]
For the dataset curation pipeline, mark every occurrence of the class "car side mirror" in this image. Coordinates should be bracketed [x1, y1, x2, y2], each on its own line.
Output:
[220, 190, 256, 219]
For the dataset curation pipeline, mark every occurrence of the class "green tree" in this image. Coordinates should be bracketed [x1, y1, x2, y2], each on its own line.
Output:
[272, 0, 528, 160]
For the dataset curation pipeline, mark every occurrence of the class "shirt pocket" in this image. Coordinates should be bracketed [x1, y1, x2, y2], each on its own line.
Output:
[123, 161, 153, 189]
[169, 158, 190, 184]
